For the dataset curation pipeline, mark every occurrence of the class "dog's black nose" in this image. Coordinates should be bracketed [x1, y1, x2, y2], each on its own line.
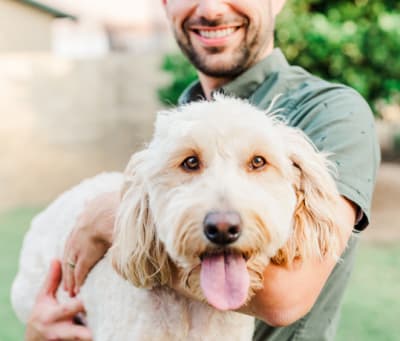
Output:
[203, 211, 242, 245]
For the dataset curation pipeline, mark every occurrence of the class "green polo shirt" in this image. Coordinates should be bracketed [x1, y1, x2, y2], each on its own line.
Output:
[179, 49, 380, 340]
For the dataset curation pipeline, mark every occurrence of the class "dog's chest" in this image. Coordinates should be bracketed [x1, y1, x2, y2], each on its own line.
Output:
[80, 258, 254, 341]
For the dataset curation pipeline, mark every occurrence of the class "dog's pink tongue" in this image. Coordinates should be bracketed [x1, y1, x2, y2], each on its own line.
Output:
[200, 253, 249, 311]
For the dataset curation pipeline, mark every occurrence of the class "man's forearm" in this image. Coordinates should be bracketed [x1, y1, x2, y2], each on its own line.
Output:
[242, 196, 357, 326]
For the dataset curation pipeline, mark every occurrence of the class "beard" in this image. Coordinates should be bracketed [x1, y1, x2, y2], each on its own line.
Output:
[174, 16, 273, 79]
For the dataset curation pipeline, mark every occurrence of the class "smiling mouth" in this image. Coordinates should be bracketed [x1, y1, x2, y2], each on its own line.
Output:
[191, 26, 241, 39]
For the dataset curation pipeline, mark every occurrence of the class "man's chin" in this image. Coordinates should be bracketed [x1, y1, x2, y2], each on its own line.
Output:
[196, 61, 247, 79]
[186, 54, 242, 78]
[189, 45, 251, 78]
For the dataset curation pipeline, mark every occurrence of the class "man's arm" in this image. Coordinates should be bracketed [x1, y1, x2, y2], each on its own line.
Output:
[243, 195, 357, 326]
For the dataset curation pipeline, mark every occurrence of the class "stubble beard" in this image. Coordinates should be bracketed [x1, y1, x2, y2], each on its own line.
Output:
[174, 18, 273, 79]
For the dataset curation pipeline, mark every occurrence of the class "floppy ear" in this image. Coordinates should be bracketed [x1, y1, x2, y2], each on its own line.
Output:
[271, 126, 341, 265]
[111, 150, 171, 288]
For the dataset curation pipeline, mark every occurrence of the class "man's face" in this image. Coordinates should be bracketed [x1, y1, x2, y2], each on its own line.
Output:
[163, 0, 285, 78]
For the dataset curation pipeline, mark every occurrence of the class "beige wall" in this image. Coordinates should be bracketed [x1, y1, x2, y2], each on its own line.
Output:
[0, 52, 167, 209]
[0, 0, 53, 52]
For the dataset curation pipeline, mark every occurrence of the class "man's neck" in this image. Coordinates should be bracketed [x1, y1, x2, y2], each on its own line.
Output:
[198, 74, 231, 100]
[198, 42, 275, 100]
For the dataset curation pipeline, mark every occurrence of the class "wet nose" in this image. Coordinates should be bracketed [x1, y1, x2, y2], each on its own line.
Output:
[203, 211, 242, 245]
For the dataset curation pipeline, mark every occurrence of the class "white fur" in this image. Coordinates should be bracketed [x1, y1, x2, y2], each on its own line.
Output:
[12, 96, 340, 340]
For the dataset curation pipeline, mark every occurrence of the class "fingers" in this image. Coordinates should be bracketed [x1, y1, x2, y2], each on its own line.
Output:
[64, 248, 95, 296]
[40, 259, 62, 298]
[62, 192, 118, 295]
[52, 298, 86, 321]
[27, 261, 93, 341]
[74, 259, 91, 294]
[65, 242, 110, 295]
[63, 260, 77, 297]
[74, 240, 110, 293]
[62, 234, 78, 296]
[62, 211, 89, 296]
[45, 322, 92, 341]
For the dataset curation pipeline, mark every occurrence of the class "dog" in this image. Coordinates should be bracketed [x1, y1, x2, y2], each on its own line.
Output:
[12, 96, 341, 340]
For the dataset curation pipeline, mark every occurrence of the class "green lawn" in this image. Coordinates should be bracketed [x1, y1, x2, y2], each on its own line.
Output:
[0, 207, 41, 341]
[1, 208, 399, 340]
[336, 243, 400, 341]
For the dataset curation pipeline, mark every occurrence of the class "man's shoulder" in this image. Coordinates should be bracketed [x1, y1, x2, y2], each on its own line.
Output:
[251, 63, 372, 123]
[258, 63, 374, 129]
[280, 65, 368, 113]
[270, 68, 376, 151]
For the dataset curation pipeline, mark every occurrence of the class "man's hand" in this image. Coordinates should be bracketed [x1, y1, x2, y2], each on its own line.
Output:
[62, 191, 119, 296]
[25, 260, 92, 341]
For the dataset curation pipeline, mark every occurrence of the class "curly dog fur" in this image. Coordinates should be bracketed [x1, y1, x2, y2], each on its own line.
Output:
[12, 96, 341, 340]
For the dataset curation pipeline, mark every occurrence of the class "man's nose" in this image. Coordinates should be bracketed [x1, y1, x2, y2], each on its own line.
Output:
[203, 211, 242, 245]
[195, 0, 228, 21]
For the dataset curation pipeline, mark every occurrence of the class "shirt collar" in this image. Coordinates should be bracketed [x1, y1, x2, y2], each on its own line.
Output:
[179, 48, 290, 105]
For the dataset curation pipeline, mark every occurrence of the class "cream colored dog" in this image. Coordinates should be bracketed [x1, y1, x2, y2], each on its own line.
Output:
[12, 96, 341, 340]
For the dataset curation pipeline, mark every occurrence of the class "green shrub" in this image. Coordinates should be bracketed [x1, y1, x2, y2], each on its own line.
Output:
[157, 53, 198, 106]
[158, 0, 400, 113]
[276, 0, 400, 112]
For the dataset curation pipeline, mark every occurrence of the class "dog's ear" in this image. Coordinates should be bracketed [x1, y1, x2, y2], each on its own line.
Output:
[271, 126, 341, 265]
[111, 150, 171, 288]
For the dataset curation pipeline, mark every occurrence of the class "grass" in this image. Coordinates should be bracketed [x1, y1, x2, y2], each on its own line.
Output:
[0, 207, 41, 341]
[337, 243, 400, 341]
[1, 207, 399, 340]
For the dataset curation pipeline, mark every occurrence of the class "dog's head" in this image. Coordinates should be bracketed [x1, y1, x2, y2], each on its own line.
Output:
[111, 96, 341, 311]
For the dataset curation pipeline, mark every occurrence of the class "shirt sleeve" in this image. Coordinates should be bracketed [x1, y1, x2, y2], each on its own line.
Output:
[294, 85, 381, 231]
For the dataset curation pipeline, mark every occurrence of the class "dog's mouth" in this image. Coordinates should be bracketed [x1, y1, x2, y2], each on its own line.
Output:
[199, 250, 249, 311]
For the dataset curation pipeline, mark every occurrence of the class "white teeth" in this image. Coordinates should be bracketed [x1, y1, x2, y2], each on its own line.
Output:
[198, 27, 236, 39]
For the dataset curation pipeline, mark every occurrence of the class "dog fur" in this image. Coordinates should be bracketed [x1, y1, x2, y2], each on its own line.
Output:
[12, 96, 341, 340]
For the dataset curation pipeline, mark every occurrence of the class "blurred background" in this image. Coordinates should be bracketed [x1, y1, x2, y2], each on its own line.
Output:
[0, 0, 399, 339]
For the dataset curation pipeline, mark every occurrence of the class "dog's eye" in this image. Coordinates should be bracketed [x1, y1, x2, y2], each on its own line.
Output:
[250, 156, 267, 170]
[181, 156, 200, 171]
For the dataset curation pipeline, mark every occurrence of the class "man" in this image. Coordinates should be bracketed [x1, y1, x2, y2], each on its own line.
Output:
[25, 0, 380, 340]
